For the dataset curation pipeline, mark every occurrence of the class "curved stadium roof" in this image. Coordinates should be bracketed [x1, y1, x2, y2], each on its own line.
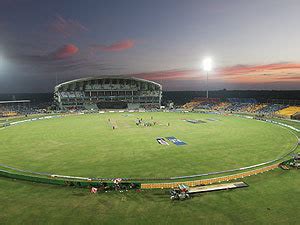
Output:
[54, 76, 161, 91]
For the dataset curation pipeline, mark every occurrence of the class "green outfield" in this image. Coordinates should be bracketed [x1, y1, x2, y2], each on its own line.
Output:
[0, 112, 296, 178]
[0, 112, 299, 225]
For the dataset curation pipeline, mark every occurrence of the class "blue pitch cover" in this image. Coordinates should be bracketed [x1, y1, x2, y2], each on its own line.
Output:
[166, 136, 187, 145]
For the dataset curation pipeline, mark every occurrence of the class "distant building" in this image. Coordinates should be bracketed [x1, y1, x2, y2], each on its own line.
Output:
[54, 76, 162, 110]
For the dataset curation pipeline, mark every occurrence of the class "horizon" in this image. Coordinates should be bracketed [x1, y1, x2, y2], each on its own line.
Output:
[0, 0, 300, 92]
[1, 89, 300, 95]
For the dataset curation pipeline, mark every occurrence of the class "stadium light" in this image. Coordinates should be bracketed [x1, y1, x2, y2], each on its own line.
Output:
[202, 57, 213, 98]
[202, 57, 212, 72]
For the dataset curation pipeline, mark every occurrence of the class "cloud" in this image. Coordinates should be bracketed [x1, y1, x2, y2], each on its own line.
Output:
[90, 39, 135, 52]
[5, 41, 116, 77]
[216, 63, 300, 77]
[8, 43, 79, 63]
[49, 44, 79, 60]
[135, 69, 199, 81]
[133, 62, 300, 90]
[50, 15, 88, 38]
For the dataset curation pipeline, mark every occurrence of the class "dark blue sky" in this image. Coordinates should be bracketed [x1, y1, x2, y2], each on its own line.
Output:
[0, 0, 299, 92]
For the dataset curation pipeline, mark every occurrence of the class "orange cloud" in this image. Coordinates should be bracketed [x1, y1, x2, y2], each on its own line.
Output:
[136, 69, 198, 80]
[134, 63, 300, 85]
[90, 39, 135, 52]
[216, 63, 300, 76]
[50, 44, 79, 59]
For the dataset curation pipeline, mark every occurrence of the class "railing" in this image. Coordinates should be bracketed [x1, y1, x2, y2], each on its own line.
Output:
[141, 163, 279, 189]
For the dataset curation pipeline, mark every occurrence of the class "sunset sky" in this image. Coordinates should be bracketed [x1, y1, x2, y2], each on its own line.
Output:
[0, 0, 300, 92]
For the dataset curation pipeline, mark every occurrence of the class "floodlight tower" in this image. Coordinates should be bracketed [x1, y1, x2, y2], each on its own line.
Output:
[202, 57, 212, 99]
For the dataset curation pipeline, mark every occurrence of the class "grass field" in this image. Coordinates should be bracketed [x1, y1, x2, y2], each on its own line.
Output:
[0, 112, 297, 178]
[0, 112, 299, 225]
[0, 167, 299, 224]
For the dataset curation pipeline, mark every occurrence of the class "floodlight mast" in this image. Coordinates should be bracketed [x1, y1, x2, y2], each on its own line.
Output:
[202, 58, 212, 99]
[206, 71, 209, 98]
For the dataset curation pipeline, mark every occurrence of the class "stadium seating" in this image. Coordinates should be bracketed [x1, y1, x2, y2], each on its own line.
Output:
[277, 106, 300, 117]
[256, 104, 288, 115]
[212, 102, 230, 111]
[182, 98, 220, 110]
[55, 77, 162, 110]
[182, 98, 204, 109]
[180, 98, 299, 117]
